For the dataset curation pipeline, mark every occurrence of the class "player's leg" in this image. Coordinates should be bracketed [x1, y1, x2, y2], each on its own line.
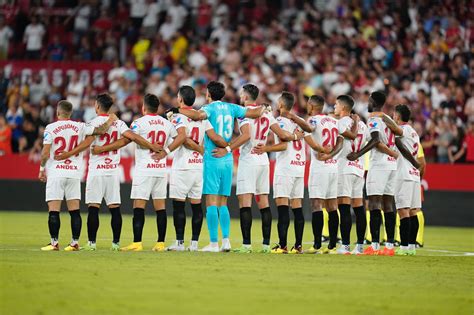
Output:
[152, 177, 168, 252]
[234, 193, 253, 253]
[104, 175, 123, 251]
[201, 162, 221, 252]
[337, 174, 352, 254]
[256, 194, 271, 253]
[408, 181, 422, 255]
[381, 170, 397, 255]
[121, 199, 147, 251]
[271, 175, 292, 254]
[289, 198, 304, 254]
[188, 198, 203, 251]
[307, 198, 324, 254]
[84, 175, 104, 250]
[63, 179, 82, 251]
[365, 170, 385, 254]
[42, 177, 65, 251]
[396, 208, 410, 256]
[325, 198, 339, 253]
[216, 160, 234, 252]
[169, 170, 189, 251]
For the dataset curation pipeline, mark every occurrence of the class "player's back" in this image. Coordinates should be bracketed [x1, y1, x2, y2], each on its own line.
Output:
[397, 123, 421, 181]
[88, 115, 129, 176]
[307, 114, 339, 173]
[338, 119, 368, 176]
[367, 116, 397, 170]
[274, 116, 305, 177]
[131, 114, 177, 176]
[44, 119, 91, 179]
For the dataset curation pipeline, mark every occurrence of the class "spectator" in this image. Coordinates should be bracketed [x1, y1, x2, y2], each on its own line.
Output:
[47, 35, 66, 61]
[65, 73, 84, 113]
[435, 119, 457, 163]
[69, 0, 91, 44]
[0, 17, 13, 60]
[130, 0, 147, 30]
[142, 0, 161, 39]
[167, 0, 188, 31]
[28, 74, 50, 106]
[0, 114, 12, 155]
[6, 104, 23, 153]
[38, 97, 54, 125]
[23, 16, 45, 60]
[449, 122, 474, 164]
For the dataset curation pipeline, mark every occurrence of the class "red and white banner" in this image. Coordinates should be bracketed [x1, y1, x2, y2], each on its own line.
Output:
[1, 155, 473, 192]
[0, 61, 113, 88]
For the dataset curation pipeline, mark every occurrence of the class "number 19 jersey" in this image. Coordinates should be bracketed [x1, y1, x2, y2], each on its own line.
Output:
[307, 114, 339, 173]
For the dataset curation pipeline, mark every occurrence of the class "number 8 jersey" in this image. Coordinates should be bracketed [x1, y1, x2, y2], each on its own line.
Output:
[274, 116, 306, 178]
[88, 115, 130, 176]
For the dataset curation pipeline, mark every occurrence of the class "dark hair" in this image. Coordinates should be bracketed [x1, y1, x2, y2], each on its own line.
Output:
[96, 93, 114, 112]
[309, 95, 325, 107]
[144, 93, 160, 113]
[395, 104, 411, 122]
[207, 81, 226, 101]
[370, 91, 386, 108]
[57, 100, 73, 114]
[242, 83, 259, 101]
[280, 91, 295, 110]
[336, 94, 355, 110]
[178, 85, 195, 106]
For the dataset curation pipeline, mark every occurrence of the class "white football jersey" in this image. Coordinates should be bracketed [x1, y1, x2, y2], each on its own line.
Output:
[238, 110, 278, 166]
[367, 116, 397, 170]
[274, 116, 306, 178]
[396, 124, 421, 182]
[131, 114, 180, 177]
[88, 115, 130, 176]
[337, 117, 368, 177]
[43, 119, 95, 179]
[307, 114, 339, 174]
[170, 113, 211, 170]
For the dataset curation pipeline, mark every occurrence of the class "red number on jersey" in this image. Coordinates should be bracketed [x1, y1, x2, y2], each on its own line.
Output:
[384, 127, 395, 147]
[412, 142, 419, 157]
[254, 117, 270, 140]
[99, 131, 119, 156]
[147, 130, 167, 152]
[322, 128, 338, 147]
[293, 139, 303, 151]
[54, 135, 79, 156]
[190, 127, 200, 144]
[351, 134, 364, 152]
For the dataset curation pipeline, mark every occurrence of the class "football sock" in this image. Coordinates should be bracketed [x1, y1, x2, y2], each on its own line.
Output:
[365, 209, 372, 242]
[312, 211, 323, 249]
[48, 211, 60, 245]
[206, 206, 219, 243]
[410, 215, 419, 246]
[172, 200, 186, 241]
[370, 209, 382, 244]
[69, 209, 81, 242]
[395, 213, 401, 243]
[132, 208, 145, 242]
[277, 205, 289, 248]
[239, 207, 252, 245]
[338, 204, 351, 246]
[328, 210, 339, 249]
[292, 207, 304, 248]
[109, 207, 122, 244]
[87, 206, 99, 242]
[399, 217, 410, 247]
[353, 206, 366, 244]
[191, 203, 203, 241]
[322, 208, 329, 237]
[155, 209, 167, 242]
[218, 205, 230, 239]
[416, 211, 424, 245]
[260, 207, 272, 245]
[384, 211, 396, 244]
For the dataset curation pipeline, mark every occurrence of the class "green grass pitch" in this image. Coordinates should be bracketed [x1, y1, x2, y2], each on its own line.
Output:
[0, 211, 473, 315]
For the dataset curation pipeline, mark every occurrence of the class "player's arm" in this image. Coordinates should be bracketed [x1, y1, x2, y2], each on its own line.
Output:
[175, 107, 207, 121]
[347, 131, 380, 161]
[90, 113, 118, 135]
[38, 144, 51, 182]
[244, 106, 265, 119]
[304, 134, 331, 154]
[270, 123, 303, 142]
[206, 128, 227, 148]
[92, 137, 131, 155]
[418, 155, 426, 178]
[283, 111, 313, 133]
[317, 136, 344, 161]
[212, 124, 250, 157]
[123, 130, 162, 152]
[376, 142, 399, 159]
[254, 141, 287, 154]
[55, 136, 95, 160]
[340, 114, 359, 140]
[183, 138, 204, 155]
[395, 137, 420, 169]
[381, 114, 403, 136]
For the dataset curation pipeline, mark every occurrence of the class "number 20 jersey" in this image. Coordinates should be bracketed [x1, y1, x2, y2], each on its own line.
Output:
[307, 114, 339, 174]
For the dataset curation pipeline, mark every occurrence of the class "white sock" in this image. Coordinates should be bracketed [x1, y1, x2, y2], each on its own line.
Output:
[51, 238, 58, 246]
[70, 239, 78, 246]
[210, 242, 219, 247]
[343, 244, 350, 251]
[385, 242, 394, 249]
[243, 244, 251, 249]
[262, 244, 270, 249]
[356, 244, 364, 251]
[222, 238, 230, 246]
[191, 240, 198, 247]
[372, 242, 380, 250]
[88, 241, 96, 246]
[408, 244, 415, 250]
[177, 240, 184, 245]
[400, 245, 408, 250]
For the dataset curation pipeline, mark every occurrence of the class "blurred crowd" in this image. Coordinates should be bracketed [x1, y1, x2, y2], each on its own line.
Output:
[0, 0, 473, 163]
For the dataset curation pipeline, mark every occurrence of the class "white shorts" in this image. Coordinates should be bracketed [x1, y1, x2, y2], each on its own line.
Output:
[236, 164, 270, 195]
[85, 175, 121, 205]
[131, 176, 167, 200]
[273, 175, 304, 199]
[309, 172, 337, 199]
[169, 169, 202, 200]
[46, 177, 81, 202]
[337, 174, 364, 199]
[366, 169, 397, 196]
[395, 180, 422, 209]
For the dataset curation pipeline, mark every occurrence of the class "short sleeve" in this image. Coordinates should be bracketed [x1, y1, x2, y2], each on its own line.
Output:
[231, 104, 247, 118]
[204, 120, 213, 131]
[82, 122, 95, 136]
[267, 114, 277, 126]
[367, 117, 381, 133]
[337, 117, 351, 134]
[201, 106, 213, 120]
[118, 121, 130, 135]
[169, 124, 178, 138]
[130, 120, 140, 134]
[43, 127, 52, 144]
[171, 114, 186, 130]
[238, 117, 250, 129]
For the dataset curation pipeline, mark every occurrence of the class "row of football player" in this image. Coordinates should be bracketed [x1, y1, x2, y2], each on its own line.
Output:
[38, 83, 424, 256]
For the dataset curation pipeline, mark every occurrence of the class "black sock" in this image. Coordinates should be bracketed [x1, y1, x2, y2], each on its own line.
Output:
[384, 211, 395, 243]
[409, 215, 419, 245]
[69, 209, 81, 240]
[156, 209, 167, 242]
[132, 208, 145, 242]
[239, 207, 252, 245]
[87, 206, 99, 242]
[191, 203, 203, 241]
[109, 207, 122, 244]
[292, 208, 304, 248]
[48, 211, 60, 241]
[400, 217, 410, 246]
[338, 204, 352, 245]
[328, 210, 339, 249]
[172, 200, 186, 241]
[353, 206, 366, 244]
[370, 209, 382, 243]
[312, 211, 323, 249]
[260, 207, 272, 245]
[277, 205, 289, 248]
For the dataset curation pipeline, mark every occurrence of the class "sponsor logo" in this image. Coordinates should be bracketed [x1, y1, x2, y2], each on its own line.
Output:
[131, 124, 138, 131]
[64, 159, 72, 165]
[409, 168, 420, 176]
[96, 164, 117, 169]
[324, 159, 337, 164]
[192, 151, 200, 158]
[387, 156, 396, 162]
[146, 163, 166, 168]
[188, 158, 203, 164]
[56, 164, 78, 170]
[369, 122, 378, 128]
[295, 153, 301, 161]
[347, 161, 363, 170]
[104, 157, 113, 165]
[290, 160, 305, 166]
[172, 117, 182, 125]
